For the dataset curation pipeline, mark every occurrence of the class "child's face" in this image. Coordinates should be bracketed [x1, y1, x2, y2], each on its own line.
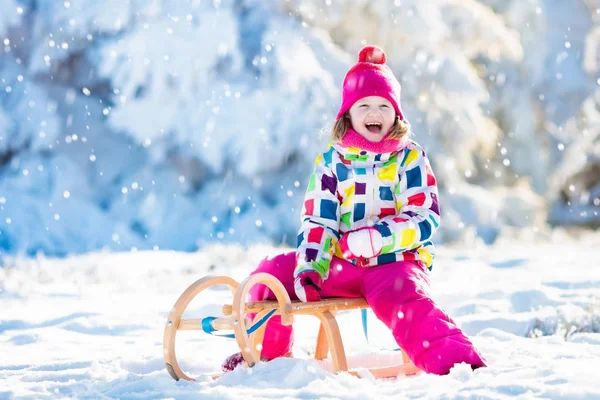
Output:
[348, 96, 396, 142]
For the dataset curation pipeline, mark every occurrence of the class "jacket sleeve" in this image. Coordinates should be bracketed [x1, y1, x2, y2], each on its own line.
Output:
[295, 150, 340, 280]
[373, 145, 440, 255]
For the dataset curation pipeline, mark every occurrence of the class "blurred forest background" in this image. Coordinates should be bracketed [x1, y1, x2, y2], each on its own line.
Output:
[1, 0, 599, 258]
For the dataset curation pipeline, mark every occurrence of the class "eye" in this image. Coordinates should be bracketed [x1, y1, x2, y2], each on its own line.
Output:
[359, 104, 369, 108]
[380, 104, 389, 108]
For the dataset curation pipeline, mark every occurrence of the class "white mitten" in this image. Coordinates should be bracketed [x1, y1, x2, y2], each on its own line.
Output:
[338, 227, 383, 260]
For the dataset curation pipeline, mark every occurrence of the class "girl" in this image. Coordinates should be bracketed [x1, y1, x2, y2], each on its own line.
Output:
[223, 46, 486, 375]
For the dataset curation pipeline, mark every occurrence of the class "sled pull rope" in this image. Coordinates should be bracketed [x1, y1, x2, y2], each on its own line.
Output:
[201, 308, 278, 338]
[362, 308, 402, 352]
[361, 308, 369, 344]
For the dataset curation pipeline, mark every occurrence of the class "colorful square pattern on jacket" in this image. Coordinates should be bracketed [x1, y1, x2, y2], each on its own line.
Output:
[295, 141, 440, 280]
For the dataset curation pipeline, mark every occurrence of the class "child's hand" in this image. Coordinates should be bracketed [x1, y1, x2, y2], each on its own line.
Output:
[339, 227, 383, 261]
[294, 271, 322, 302]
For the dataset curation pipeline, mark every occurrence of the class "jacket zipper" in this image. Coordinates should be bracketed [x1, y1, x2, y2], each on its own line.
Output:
[358, 162, 377, 267]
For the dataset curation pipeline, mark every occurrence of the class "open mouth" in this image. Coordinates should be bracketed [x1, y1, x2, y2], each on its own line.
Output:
[365, 122, 382, 134]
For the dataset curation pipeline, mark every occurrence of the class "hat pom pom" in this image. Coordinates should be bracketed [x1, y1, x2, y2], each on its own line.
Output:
[358, 45, 386, 64]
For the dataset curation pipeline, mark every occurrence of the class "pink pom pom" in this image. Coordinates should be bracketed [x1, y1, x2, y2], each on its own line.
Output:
[358, 45, 386, 64]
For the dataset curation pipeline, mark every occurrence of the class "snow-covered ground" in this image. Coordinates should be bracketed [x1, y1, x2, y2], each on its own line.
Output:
[1, 235, 599, 399]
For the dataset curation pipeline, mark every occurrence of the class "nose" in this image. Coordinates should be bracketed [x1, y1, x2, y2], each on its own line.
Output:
[367, 108, 381, 117]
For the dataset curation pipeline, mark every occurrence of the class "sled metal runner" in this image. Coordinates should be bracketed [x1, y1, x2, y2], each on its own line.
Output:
[163, 273, 421, 381]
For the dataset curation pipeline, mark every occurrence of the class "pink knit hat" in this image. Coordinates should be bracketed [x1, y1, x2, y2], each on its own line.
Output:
[336, 45, 405, 121]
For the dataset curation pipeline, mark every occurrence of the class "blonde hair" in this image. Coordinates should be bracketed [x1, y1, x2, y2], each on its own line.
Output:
[331, 113, 411, 142]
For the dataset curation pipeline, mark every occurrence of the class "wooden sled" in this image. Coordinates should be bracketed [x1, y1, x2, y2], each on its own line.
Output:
[163, 272, 421, 381]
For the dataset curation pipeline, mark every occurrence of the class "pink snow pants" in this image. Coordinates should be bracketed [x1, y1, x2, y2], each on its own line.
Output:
[248, 252, 485, 375]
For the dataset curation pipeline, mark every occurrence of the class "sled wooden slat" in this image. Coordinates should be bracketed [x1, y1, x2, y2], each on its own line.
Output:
[314, 322, 330, 361]
[222, 297, 369, 316]
[315, 310, 348, 371]
[178, 317, 252, 331]
[349, 363, 421, 379]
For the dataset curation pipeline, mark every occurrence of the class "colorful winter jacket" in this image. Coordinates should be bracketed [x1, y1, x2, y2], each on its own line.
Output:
[295, 137, 440, 280]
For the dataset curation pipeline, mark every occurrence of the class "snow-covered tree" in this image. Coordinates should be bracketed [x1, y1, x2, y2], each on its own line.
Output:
[0, 0, 598, 257]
